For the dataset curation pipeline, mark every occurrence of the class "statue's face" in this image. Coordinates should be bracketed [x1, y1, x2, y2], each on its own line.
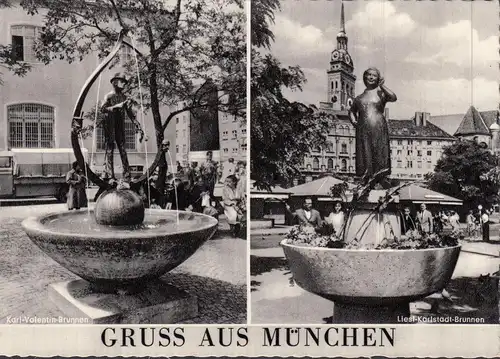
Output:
[113, 79, 126, 90]
[363, 69, 379, 88]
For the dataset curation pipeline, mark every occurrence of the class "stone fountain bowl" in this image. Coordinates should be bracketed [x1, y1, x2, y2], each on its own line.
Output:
[281, 240, 461, 306]
[22, 209, 218, 291]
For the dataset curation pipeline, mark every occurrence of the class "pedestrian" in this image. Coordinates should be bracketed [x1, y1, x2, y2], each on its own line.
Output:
[481, 210, 490, 242]
[66, 161, 88, 210]
[200, 151, 218, 200]
[185, 162, 199, 191]
[466, 210, 476, 236]
[416, 203, 433, 234]
[222, 175, 244, 236]
[285, 197, 322, 228]
[325, 201, 345, 235]
[400, 206, 416, 235]
[448, 211, 460, 232]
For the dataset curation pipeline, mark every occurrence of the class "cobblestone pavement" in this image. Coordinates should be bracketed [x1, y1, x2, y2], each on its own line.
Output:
[0, 204, 247, 324]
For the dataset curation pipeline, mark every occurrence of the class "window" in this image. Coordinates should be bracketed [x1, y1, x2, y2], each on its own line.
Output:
[176, 130, 178, 138]
[183, 116, 187, 124]
[417, 161, 422, 168]
[331, 81, 334, 90]
[232, 148, 238, 153]
[241, 143, 247, 152]
[341, 143, 347, 154]
[427, 150, 432, 156]
[222, 131, 228, 140]
[11, 25, 41, 63]
[182, 129, 186, 138]
[397, 140, 403, 145]
[417, 174, 422, 178]
[390, 150, 392, 156]
[182, 144, 186, 153]
[427, 161, 432, 168]
[407, 150, 412, 156]
[312, 157, 320, 170]
[397, 150, 402, 156]
[176, 145, 179, 153]
[223, 148, 228, 153]
[241, 128, 247, 135]
[407, 161, 413, 168]
[8, 103, 54, 148]
[427, 141, 432, 145]
[222, 113, 228, 123]
[176, 118, 179, 124]
[327, 158, 334, 169]
[341, 159, 347, 171]
[408, 140, 413, 145]
[231, 130, 238, 139]
[417, 150, 422, 156]
[327, 142, 334, 152]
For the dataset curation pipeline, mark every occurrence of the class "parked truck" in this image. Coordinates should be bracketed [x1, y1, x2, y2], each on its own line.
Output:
[0, 148, 88, 202]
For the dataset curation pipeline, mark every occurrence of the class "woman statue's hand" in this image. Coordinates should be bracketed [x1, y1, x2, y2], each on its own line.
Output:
[378, 77, 385, 87]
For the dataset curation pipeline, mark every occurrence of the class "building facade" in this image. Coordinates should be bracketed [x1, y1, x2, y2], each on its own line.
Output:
[298, 3, 456, 184]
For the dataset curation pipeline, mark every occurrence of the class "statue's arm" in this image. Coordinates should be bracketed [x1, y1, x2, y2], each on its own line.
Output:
[101, 93, 114, 113]
[380, 84, 397, 102]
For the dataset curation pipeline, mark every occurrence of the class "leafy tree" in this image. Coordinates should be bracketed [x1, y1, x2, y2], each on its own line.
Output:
[250, 0, 332, 189]
[17, 0, 245, 195]
[0, 0, 31, 83]
[426, 140, 500, 209]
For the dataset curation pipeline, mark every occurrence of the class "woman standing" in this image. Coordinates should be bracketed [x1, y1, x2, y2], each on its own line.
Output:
[222, 175, 243, 236]
[324, 201, 345, 236]
[348, 68, 397, 185]
[66, 161, 88, 210]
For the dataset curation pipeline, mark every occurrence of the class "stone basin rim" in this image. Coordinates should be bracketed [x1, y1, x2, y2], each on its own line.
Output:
[22, 209, 219, 240]
[280, 239, 461, 252]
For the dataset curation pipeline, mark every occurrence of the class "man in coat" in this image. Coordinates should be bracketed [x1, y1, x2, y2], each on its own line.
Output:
[286, 197, 322, 228]
[400, 206, 416, 234]
[417, 203, 433, 234]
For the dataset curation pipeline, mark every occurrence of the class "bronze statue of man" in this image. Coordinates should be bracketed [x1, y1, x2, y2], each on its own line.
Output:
[348, 67, 397, 186]
[100, 73, 144, 183]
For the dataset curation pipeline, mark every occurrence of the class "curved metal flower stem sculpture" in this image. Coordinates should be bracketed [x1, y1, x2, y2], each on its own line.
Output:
[71, 29, 166, 190]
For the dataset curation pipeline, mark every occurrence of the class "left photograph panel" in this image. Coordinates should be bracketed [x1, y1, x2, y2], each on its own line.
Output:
[0, 0, 247, 324]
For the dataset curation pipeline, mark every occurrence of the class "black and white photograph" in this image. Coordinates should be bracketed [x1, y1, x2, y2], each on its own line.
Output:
[250, 0, 500, 324]
[0, 0, 247, 324]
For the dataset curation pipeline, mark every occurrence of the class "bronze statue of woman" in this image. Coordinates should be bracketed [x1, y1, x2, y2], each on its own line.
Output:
[348, 67, 397, 186]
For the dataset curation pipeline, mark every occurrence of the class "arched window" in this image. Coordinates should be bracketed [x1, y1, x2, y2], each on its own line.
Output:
[341, 159, 347, 171]
[341, 143, 347, 154]
[331, 81, 334, 90]
[8, 103, 54, 148]
[312, 157, 320, 170]
[327, 158, 334, 169]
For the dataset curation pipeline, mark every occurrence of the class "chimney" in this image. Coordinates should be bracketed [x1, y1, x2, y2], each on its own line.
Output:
[414, 112, 423, 126]
[423, 112, 430, 126]
[385, 108, 389, 119]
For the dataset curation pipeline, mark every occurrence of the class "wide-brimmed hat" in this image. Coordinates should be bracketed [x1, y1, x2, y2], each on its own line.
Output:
[110, 72, 128, 84]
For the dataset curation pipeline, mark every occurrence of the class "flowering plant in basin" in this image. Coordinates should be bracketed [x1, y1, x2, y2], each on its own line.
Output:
[285, 225, 459, 250]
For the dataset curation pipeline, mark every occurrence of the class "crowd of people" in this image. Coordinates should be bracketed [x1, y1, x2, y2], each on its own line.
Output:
[285, 199, 494, 242]
[65, 150, 247, 237]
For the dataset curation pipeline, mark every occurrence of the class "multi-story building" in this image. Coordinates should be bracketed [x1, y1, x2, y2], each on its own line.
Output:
[175, 107, 246, 167]
[0, 4, 176, 177]
[388, 112, 456, 180]
[298, 3, 457, 185]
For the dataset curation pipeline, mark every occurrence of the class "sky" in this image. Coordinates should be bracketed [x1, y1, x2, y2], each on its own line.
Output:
[270, 0, 499, 119]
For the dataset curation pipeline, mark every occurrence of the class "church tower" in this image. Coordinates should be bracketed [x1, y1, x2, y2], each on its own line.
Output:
[327, 2, 356, 111]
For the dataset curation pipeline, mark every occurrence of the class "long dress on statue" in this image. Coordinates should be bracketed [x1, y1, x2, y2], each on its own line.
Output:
[350, 89, 391, 178]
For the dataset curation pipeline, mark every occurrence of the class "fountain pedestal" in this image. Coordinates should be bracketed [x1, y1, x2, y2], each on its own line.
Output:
[333, 303, 409, 324]
[49, 279, 198, 324]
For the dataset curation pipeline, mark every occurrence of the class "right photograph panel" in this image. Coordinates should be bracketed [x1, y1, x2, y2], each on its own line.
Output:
[250, 0, 499, 324]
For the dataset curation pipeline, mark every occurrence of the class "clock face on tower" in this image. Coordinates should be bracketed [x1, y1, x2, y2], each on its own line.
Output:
[331, 51, 340, 61]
